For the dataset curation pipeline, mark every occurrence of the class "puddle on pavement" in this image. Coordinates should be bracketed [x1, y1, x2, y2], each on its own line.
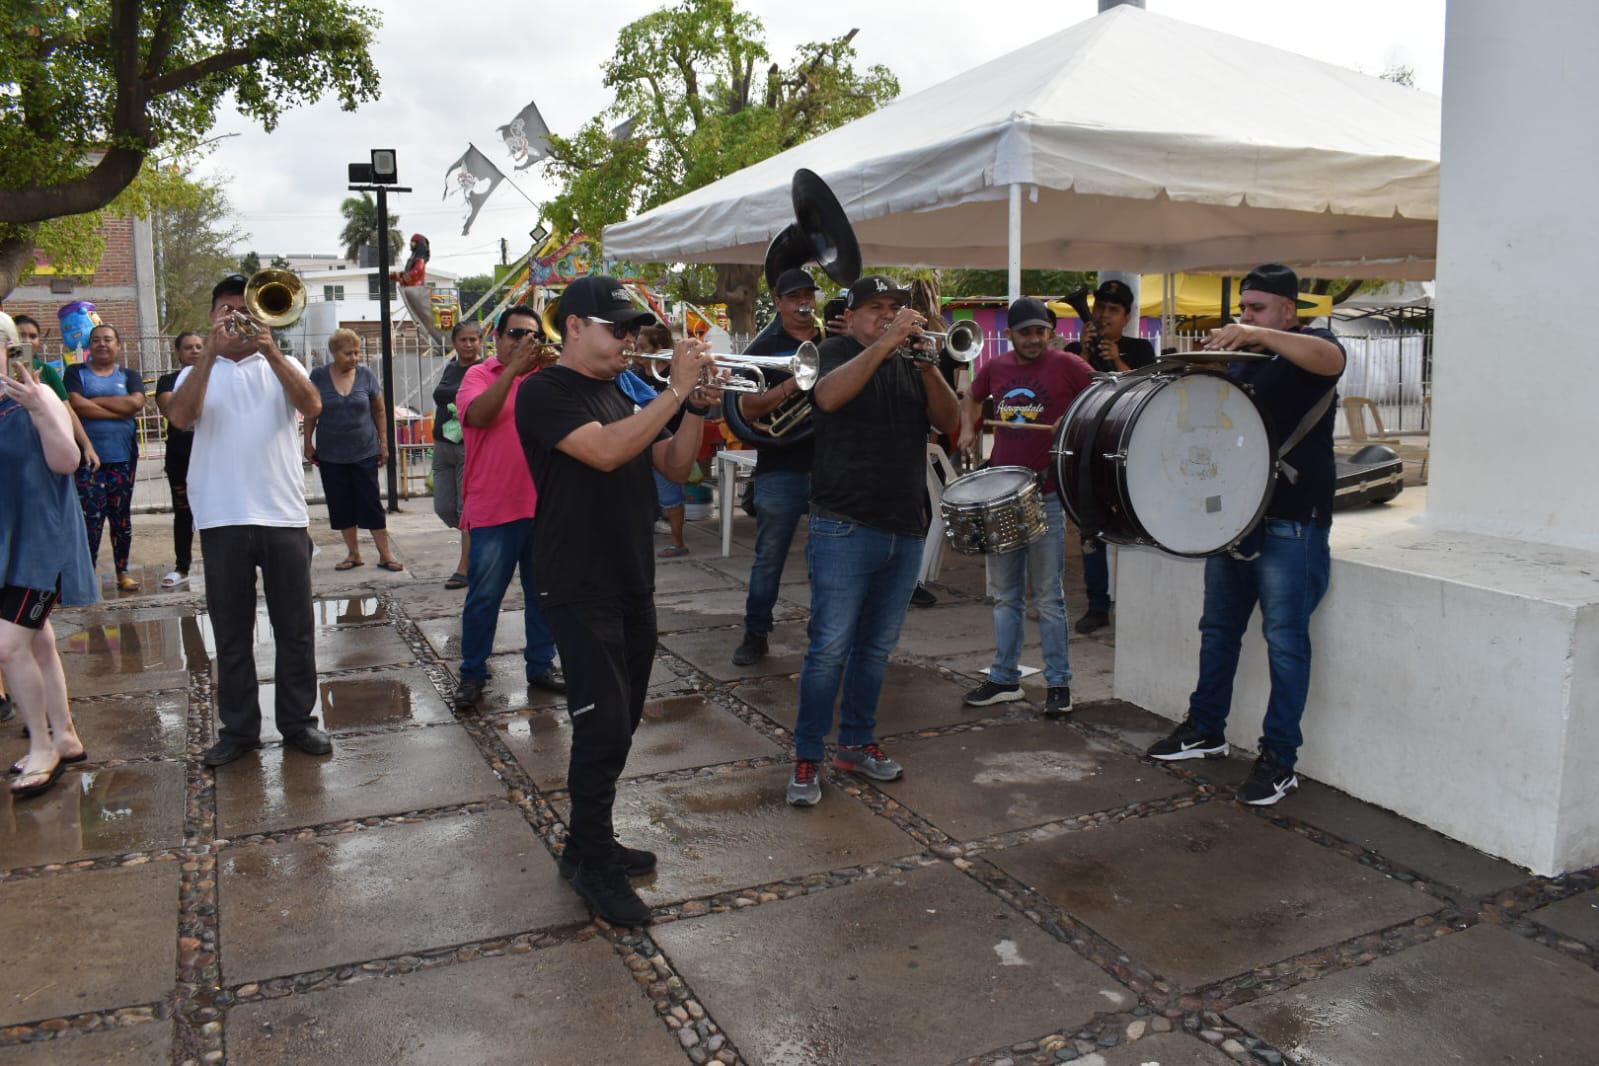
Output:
[0, 764, 183, 864]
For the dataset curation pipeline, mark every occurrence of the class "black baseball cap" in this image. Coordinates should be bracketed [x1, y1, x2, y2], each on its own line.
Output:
[773, 268, 819, 297]
[1007, 297, 1053, 331]
[556, 275, 656, 329]
[1239, 263, 1300, 303]
[1093, 279, 1135, 311]
[845, 274, 911, 310]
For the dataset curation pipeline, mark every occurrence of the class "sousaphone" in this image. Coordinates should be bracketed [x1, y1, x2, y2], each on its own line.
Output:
[723, 169, 862, 449]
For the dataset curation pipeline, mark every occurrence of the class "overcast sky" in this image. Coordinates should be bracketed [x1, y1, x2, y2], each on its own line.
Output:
[195, 0, 1446, 277]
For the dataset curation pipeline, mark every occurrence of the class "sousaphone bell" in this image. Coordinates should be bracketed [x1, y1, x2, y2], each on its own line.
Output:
[724, 169, 863, 449]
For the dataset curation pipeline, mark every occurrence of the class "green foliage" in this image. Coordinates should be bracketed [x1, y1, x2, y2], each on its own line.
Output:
[269, 254, 291, 270]
[938, 269, 1099, 300]
[338, 193, 402, 263]
[0, 0, 381, 297]
[238, 250, 262, 275]
[155, 170, 244, 333]
[542, 0, 899, 319]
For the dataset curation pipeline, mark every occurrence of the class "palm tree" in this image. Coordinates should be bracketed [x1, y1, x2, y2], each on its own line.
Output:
[338, 193, 403, 263]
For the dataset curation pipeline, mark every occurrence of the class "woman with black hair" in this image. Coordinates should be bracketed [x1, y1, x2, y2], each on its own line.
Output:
[155, 331, 204, 588]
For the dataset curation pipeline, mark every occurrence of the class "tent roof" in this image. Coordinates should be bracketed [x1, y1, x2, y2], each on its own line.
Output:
[605, 6, 1440, 279]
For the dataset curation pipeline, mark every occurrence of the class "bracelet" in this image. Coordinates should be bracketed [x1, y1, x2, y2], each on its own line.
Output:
[666, 384, 683, 404]
[685, 402, 711, 417]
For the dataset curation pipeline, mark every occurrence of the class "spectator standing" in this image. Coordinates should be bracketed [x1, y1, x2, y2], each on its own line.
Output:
[64, 324, 145, 590]
[305, 329, 402, 572]
[12, 314, 100, 471]
[154, 332, 203, 588]
[431, 321, 483, 589]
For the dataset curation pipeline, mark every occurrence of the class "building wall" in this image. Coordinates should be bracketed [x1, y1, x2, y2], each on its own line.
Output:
[3, 215, 160, 372]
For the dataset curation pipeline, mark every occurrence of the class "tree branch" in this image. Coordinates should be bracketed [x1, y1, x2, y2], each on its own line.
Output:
[144, 46, 256, 94]
[0, 148, 149, 225]
[143, 0, 188, 79]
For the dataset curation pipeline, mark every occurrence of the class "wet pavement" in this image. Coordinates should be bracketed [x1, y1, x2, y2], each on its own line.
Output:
[3, 504, 1596, 1065]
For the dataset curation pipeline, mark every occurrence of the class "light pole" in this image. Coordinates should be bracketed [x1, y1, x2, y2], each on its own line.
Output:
[348, 148, 410, 513]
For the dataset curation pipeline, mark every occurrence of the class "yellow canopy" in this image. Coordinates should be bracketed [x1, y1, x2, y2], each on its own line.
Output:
[1047, 273, 1333, 320]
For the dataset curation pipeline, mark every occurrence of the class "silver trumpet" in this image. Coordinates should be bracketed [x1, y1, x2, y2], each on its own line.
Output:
[899, 319, 984, 365]
[635, 341, 821, 394]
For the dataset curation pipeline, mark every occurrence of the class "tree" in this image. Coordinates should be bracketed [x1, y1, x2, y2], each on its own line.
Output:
[238, 250, 262, 275]
[154, 171, 245, 333]
[544, 0, 899, 333]
[0, 0, 380, 298]
[270, 254, 292, 270]
[939, 269, 1098, 300]
[338, 193, 402, 263]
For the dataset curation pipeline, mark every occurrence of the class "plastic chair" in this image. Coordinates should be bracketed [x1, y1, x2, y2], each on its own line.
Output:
[1341, 397, 1401, 445]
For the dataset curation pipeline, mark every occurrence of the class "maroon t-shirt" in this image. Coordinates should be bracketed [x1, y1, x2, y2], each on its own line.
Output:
[971, 349, 1094, 491]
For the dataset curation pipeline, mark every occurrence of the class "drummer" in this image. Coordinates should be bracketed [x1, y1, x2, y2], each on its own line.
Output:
[1065, 279, 1157, 634]
[1145, 263, 1345, 807]
[956, 298, 1094, 716]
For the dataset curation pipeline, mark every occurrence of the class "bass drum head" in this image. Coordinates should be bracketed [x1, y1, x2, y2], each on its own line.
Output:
[943, 465, 1035, 507]
[1121, 373, 1274, 555]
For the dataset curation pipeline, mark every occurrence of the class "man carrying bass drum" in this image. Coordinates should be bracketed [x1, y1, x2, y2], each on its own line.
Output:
[1065, 279, 1156, 634]
[1145, 264, 1345, 808]
[730, 268, 822, 667]
[956, 298, 1094, 717]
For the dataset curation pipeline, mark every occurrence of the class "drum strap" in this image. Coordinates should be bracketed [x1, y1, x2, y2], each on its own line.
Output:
[1275, 387, 1337, 485]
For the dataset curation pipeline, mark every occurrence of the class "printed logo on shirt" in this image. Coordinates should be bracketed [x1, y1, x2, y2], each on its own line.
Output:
[995, 385, 1047, 424]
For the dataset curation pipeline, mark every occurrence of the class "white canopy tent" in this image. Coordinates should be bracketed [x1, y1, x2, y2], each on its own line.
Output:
[604, 5, 1441, 300]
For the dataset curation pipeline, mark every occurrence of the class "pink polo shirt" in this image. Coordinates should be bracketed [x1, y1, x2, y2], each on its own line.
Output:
[457, 357, 539, 529]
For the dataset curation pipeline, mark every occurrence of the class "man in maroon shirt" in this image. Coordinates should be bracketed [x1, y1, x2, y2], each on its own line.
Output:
[956, 298, 1094, 716]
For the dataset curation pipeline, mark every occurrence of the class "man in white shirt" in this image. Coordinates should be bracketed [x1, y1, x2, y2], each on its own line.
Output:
[167, 274, 331, 767]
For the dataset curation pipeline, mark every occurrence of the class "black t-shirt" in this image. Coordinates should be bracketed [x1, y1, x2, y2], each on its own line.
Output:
[155, 370, 193, 473]
[741, 326, 817, 477]
[1065, 334, 1157, 372]
[810, 336, 931, 536]
[515, 366, 669, 607]
[431, 358, 472, 443]
[1227, 327, 1345, 527]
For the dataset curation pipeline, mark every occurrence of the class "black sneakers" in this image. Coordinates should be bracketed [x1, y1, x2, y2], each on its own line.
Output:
[1238, 750, 1300, 806]
[910, 585, 937, 608]
[558, 840, 658, 880]
[1075, 609, 1110, 634]
[453, 677, 486, 711]
[1043, 686, 1073, 717]
[963, 679, 1023, 707]
[732, 632, 768, 667]
[1146, 719, 1229, 761]
[567, 858, 652, 926]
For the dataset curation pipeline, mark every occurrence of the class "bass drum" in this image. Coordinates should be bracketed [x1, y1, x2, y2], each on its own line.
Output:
[1052, 368, 1277, 557]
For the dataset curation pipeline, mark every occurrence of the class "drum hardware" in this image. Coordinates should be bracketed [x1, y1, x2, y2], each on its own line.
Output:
[939, 465, 1050, 556]
[726, 169, 864, 449]
[225, 269, 306, 338]
[636, 342, 820, 395]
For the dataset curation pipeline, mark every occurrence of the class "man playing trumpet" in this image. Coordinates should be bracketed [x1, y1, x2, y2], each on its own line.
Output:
[787, 275, 961, 807]
[514, 276, 722, 926]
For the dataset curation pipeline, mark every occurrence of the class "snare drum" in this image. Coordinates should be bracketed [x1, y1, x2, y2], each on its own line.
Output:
[1051, 366, 1277, 557]
[939, 466, 1048, 555]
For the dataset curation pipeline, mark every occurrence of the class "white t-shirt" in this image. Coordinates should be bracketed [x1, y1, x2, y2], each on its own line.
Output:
[177, 354, 310, 529]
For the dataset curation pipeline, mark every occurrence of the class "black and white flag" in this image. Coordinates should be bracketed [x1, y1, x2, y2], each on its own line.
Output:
[608, 115, 640, 141]
[442, 144, 505, 236]
[498, 98, 552, 171]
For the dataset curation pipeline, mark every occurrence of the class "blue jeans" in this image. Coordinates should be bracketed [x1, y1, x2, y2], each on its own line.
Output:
[793, 515, 924, 761]
[743, 471, 810, 635]
[459, 519, 557, 682]
[987, 497, 1071, 687]
[1187, 518, 1332, 767]
[1081, 535, 1111, 614]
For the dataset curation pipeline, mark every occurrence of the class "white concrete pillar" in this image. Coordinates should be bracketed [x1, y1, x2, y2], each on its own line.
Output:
[1426, 0, 1599, 551]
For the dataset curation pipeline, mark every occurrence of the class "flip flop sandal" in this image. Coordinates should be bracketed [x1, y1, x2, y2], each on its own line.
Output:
[335, 559, 365, 571]
[658, 545, 690, 558]
[10, 751, 86, 775]
[10, 760, 66, 800]
[377, 560, 406, 572]
[443, 573, 468, 590]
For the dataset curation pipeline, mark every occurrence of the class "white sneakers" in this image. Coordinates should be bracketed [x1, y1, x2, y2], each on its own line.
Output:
[160, 571, 189, 589]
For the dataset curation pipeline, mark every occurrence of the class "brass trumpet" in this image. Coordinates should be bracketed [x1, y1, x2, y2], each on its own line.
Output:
[635, 342, 821, 395]
[225, 269, 307, 338]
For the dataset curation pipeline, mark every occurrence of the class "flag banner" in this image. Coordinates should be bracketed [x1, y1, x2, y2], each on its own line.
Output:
[499, 98, 552, 170]
[443, 144, 505, 236]
[608, 115, 639, 141]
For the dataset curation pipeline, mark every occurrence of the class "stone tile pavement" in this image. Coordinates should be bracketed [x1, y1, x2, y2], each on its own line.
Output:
[3, 503, 1597, 1064]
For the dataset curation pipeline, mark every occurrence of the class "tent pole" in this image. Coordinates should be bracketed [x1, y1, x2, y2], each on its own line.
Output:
[1007, 184, 1022, 304]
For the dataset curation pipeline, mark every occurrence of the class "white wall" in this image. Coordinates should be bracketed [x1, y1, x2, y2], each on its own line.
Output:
[1425, 0, 1599, 551]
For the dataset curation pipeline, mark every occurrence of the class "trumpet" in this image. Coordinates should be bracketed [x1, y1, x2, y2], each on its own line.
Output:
[635, 342, 821, 395]
[226, 269, 306, 338]
[899, 320, 984, 365]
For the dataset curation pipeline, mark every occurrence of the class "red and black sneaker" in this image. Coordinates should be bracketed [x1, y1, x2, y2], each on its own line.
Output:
[787, 758, 822, 807]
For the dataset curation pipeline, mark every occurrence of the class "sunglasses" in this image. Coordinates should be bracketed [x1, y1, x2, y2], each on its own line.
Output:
[502, 326, 543, 341]
[586, 317, 644, 340]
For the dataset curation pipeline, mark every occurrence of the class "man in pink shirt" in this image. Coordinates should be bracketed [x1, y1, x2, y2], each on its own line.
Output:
[453, 305, 565, 709]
